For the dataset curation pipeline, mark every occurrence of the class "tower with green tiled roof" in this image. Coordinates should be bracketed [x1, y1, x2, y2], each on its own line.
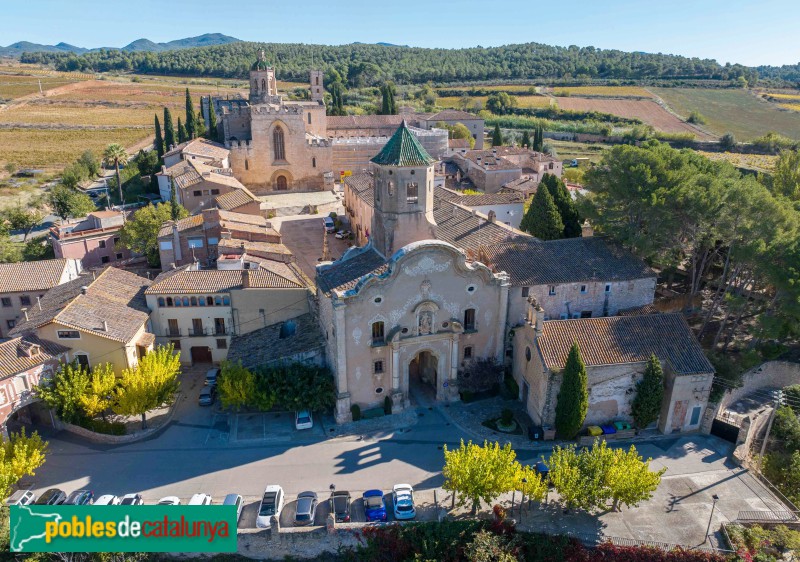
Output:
[371, 121, 437, 257]
[249, 49, 277, 103]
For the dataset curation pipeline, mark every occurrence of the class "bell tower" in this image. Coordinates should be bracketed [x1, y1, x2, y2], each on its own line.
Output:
[249, 49, 277, 104]
[310, 70, 324, 103]
[370, 121, 437, 257]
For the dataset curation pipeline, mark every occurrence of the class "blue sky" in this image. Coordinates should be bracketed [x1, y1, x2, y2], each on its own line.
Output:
[2, 0, 798, 67]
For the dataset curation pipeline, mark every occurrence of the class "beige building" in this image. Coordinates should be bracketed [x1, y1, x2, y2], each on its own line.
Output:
[9, 267, 154, 374]
[0, 259, 82, 338]
[512, 302, 714, 434]
[448, 146, 563, 193]
[145, 264, 310, 364]
[157, 159, 251, 214]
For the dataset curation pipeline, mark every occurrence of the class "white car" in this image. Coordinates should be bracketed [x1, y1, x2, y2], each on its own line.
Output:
[120, 493, 143, 506]
[157, 496, 181, 505]
[295, 410, 313, 430]
[95, 495, 121, 506]
[256, 485, 285, 529]
[392, 484, 416, 520]
[5, 490, 36, 506]
[334, 229, 351, 240]
[323, 217, 335, 233]
[188, 493, 212, 506]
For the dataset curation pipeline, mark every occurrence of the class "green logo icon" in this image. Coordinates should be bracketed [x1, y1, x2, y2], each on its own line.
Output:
[10, 505, 238, 552]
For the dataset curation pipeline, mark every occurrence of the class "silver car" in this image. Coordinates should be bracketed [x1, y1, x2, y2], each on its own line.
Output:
[293, 491, 318, 526]
[223, 493, 244, 522]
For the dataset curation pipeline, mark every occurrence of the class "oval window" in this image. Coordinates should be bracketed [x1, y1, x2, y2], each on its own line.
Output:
[467, 285, 476, 293]
[401, 328, 409, 334]
[441, 321, 449, 328]
[374, 297, 382, 304]
[375, 387, 384, 394]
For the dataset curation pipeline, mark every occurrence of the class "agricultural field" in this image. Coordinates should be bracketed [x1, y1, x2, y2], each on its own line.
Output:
[549, 139, 612, 163]
[437, 95, 552, 110]
[696, 151, 778, 173]
[546, 85, 654, 98]
[757, 92, 800, 112]
[555, 97, 714, 139]
[652, 87, 800, 141]
[438, 84, 540, 93]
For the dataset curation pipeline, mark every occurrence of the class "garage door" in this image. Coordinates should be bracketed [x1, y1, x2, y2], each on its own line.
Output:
[190, 346, 213, 364]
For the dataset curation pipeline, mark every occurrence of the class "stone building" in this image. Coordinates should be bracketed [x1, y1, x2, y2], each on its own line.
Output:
[448, 146, 562, 193]
[512, 301, 714, 434]
[50, 212, 132, 269]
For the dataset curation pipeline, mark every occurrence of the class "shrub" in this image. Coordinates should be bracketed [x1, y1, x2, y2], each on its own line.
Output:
[503, 375, 519, 399]
[687, 111, 707, 125]
[500, 409, 514, 426]
[384, 395, 392, 415]
[80, 419, 126, 435]
[351, 404, 361, 421]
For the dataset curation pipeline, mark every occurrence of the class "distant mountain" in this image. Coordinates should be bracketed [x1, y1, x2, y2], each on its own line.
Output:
[0, 33, 240, 57]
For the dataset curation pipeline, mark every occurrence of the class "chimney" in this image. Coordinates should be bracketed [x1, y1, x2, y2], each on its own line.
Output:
[492, 149, 497, 156]
[172, 222, 183, 262]
[582, 219, 594, 238]
[102, 320, 108, 331]
[487, 210, 496, 223]
[161, 165, 166, 174]
[36, 296, 42, 310]
[242, 270, 251, 288]
[81, 286, 88, 295]
[22, 308, 28, 321]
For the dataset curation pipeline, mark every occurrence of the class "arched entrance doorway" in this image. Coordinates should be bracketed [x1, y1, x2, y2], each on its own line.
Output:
[276, 175, 288, 191]
[409, 350, 438, 403]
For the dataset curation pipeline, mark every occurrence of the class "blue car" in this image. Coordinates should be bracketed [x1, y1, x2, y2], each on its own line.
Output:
[363, 489, 387, 522]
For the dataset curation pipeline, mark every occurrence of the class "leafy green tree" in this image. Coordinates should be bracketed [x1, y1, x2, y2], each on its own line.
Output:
[263, 363, 336, 412]
[772, 149, 800, 200]
[218, 361, 256, 411]
[207, 102, 217, 141]
[519, 183, 564, 240]
[22, 238, 54, 261]
[785, 385, 800, 415]
[102, 143, 129, 204]
[548, 440, 613, 511]
[163, 107, 176, 150]
[177, 117, 187, 144]
[0, 234, 22, 264]
[4, 205, 43, 241]
[119, 202, 188, 267]
[492, 124, 503, 147]
[113, 344, 180, 429]
[630, 354, 665, 429]
[48, 185, 96, 221]
[554, 342, 588, 439]
[184, 88, 196, 139]
[195, 109, 206, 138]
[442, 122, 476, 149]
[154, 114, 165, 159]
[443, 440, 544, 515]
[79, 363, 117, 421]
[521, 130, 531, 148]
[36, 363, 90, 424]
[60, 161, 90, 189]
[78, 150, 100, 177]
[486, 92, 518, 115]
[719, 132, 737, 151]
[0, 429, 48, 501]
[606, 445, 665, 511]
[542, 173, 581, 238]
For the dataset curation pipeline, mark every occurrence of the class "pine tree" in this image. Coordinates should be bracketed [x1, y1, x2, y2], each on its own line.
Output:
[555, 342, 589, 439]
[185, 88, 196, 139]
[521, 130, 531, 149]
[630, 355, 665, 429]
[207, 100, 218, 141]
[492, 124, 503, 147]
[153, 115, 164, 159]
[543, 173, 582, 238]
[519, 183, 564, 240]
[163, 107, 176, 151]
[177, 118, 187, 144]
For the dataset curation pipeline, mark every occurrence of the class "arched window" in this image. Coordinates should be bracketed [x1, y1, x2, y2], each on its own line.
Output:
[222, 296, 230, 306]
[261, 78, 266, 92]
[371, 321, 385, 345]
[215, 296, 222, 306]
[315, 76, 319, 86]
[312, 157, 316, 168]
[166, 297, 173, 307]
[245, 159, 249, 170]
[276, 175, 288, 191]
[207, 296, 214, 306]
[190, 296, 197, 306]
[273, 126, 285, 161]
[174, 298, 182, 307]
[182, 297, 190, 307]
[253, 80, 258, 93]
[307, 112, 311, 125]
[387, 181, 394, 196]
[198, 297, 206, 307]
[157, 297, 165, 307]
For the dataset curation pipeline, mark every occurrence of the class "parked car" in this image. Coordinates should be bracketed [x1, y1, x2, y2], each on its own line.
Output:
[256, 485, 284, 529]
[188, 493, 212, 506]
[157, 496, 181, 505]
[64, 490, 94, 505]
[120, 493, 143, 506]
[222, 494, 244, 522]
[392, 484, 416, 520]
[205, 368, 220, 386]
[199, 385, 216, 406]
[323, 217, 336, 233]
[329, 490, 351, 523]
[362, 490, 387, 522]
[5, 490, 35, 506]
[294, 491, 319, 526]
[295, 410, 313, 430]
[35, 489, 66, 505]
[334, 229, 351, 240]
[94, 495, 121, 506]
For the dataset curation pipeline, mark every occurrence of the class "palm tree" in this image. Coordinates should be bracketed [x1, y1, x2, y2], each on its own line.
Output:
[102, 144, 129, 205]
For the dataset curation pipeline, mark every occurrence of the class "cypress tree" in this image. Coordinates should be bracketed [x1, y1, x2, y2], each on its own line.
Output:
[185, 88, 196, 139]
[630, 354, 665, 429]
[543, 173, 582, 238]
[163, 107, 176, 151]
[177, 117, 187, 144]
[555, 342, 589, 439]
[195, 109, 206, 138]
[519, 183, 564, 240]
[521, 130, 531, 149]
[533, 124, 544, 152]
[169, 178, 180, 221]
[207, 101, 218, 141]
[153, 115, 164, 159]
[492, 124, 503, 147]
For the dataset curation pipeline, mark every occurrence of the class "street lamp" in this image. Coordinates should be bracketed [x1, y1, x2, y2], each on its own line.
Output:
[329, 484, 335, 495]
[704, 494, 720, 544]
[520, 478, 528, 523]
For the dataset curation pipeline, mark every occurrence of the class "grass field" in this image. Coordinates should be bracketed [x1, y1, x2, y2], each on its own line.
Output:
[547, 85, 654, 98]
[696, 151, 778, 173]
[653, 88, 800, 141]
[437, 95, 552, 110]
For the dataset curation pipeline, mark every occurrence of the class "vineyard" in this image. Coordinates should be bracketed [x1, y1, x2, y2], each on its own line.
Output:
[696, 150, 778, 173]
[546, 85, 654, 98]
[437, 95, 552, 110]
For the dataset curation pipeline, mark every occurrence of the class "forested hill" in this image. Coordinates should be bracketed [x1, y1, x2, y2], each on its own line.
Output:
[19, 41, 769, 85]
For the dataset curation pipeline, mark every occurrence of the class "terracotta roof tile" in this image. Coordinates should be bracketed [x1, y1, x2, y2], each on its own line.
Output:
[215, 188, 258, 211]
[0, 259, 73, 293]
[227, 313, 324, 370]
[157, 214, 204, 238]
[538, 314, 714, 375]
[146, 268, 303, 294]
[437, 188, 524, 206]
[316, 248, 389, 296]
[0, 335, 70, 379]
[427, 110, 480, 122]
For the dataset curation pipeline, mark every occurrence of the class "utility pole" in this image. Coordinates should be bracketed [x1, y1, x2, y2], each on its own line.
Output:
[704, 494, 720, 545]
[38, 79, 42, 95]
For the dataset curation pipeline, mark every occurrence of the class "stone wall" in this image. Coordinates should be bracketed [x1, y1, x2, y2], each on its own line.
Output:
[718, 360, 800, 413]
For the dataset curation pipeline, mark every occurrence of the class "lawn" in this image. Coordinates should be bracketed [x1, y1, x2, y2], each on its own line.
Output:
[653, 87, 800, 141]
